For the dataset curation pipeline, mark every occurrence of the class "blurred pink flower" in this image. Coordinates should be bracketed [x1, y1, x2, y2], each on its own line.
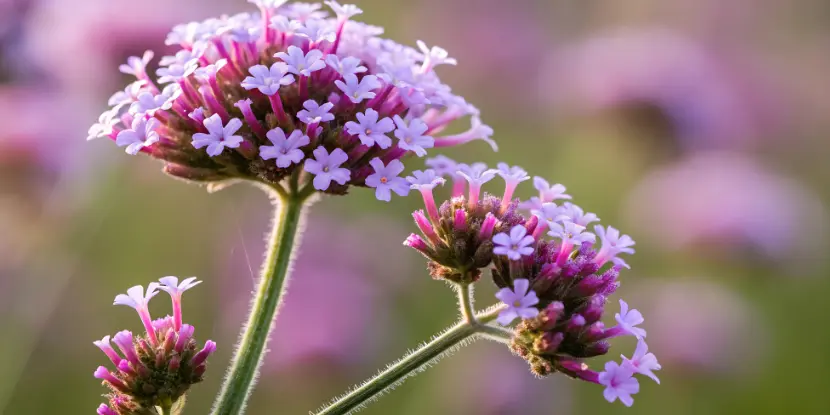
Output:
[408, 0, 547, 111]
[221, 209, 414, 369]
[542, 28, 784, 151]
[438, 346, 570, 415]
[628, 278, 766, 376]
[624, 152, 828, 273]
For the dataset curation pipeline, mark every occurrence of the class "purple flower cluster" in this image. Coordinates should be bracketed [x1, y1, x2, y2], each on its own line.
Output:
[93, 277, 216, 415]
[88, 0, 494, 201]
[404, 156, 660, 406]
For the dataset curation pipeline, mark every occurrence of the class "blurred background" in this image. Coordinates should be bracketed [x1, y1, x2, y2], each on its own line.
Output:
[2, 0, 829, 413]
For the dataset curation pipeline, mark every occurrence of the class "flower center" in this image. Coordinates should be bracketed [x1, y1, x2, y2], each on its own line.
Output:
[513, 300, 522, 307]
[380, 177, 388, 184]
[323, 166, 330, 172]
[365, 129, 372, 135]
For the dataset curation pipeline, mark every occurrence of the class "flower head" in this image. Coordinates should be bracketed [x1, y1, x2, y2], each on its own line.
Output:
[96, 278, 215, 414]
[365, 158, 410, 202]
[260, 128, 310, 168]
[495, 279, 540, 325]
[90, 0, 494, 200]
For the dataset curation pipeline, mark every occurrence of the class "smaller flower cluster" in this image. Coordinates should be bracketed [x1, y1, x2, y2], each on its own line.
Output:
[403, 156, 660, 406]
[94, 277, 216, 415]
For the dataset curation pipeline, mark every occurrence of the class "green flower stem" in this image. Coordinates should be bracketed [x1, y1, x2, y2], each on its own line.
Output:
[212, 187, 309, 415]
[456, 283, 475, 323]
[314, 305, 505, 415]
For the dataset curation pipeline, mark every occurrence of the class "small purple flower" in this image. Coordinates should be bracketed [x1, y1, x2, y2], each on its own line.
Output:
[119, 50, 154, 78]
[156, 61, 198, 84]
[335, 74, 381, 103]
[113, 283, 160, 345]
[260, 128, 310, 168]
[275, 46, 326, 77]
[556, 202, 600, 227]
[115, 117, 161, 155]
[325, 1, 362, 20]
[304, 146, 351, 190]
[365, 158, 410, 202]
[594, 225, 636, 267]
[622, 338, 661, 384]
[108, 81, 149, 108]
[425, 155, 459, 178]
[241, 63, 295, 96]
[457, 163, 498, 206]
[129, 86, 179, 116]
[406, 169, 445, 191]
[159, 43, 207, 67]
[493, 225, 536, 260]
[534, 177, 571, 203]
[194, 59, 228, 81]
[97, 404, 118, 415]
[325, 55, 368, 77]
[615, 299, 647, 339]
[494, 279, 540, 325]
[598, 361, 640, 407]
[393, 115, 434, 156]
[284, 2, 329, 21]
[297, 99, 335, 124]
[497, 162, 530, 208]
[548, 221, 596, 245]
[530, 202, 562, 225]
[270, 15, 303, 33]
[157, 276, 202, 332]
[416, 40, 457, 73]
[344, 108, 394, 148]
[192, 114, 244, 157]
[294, 18, 335, 44]
[434, 116, 497, 151]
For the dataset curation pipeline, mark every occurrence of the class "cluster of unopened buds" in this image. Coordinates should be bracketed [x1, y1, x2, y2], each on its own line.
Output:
[93, 277, 216, 415]
[88, 0, 494, 199]
[405, 156, 661, 406]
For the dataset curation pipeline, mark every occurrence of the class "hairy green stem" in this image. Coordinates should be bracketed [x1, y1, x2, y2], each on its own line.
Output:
[314, 307, 504, 415]
[456, 283, 475, 323]
[212, 189, 308, 415]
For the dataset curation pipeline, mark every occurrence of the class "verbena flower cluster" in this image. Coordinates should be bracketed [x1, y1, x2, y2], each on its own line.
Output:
[405, 156, 661, 407]
[93, 277, 216, 415]
[87, 0, 494, 200]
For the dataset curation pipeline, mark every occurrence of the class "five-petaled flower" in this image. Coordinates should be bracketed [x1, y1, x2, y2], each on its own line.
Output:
[304, 146, 351, 190]
[157, 276, 202, 331]
[275, 46, 326, 76]
[365, 158, 410, 202]
[259, 128, 310, 168]
[113, 284, 160, 345]
[622, 338, 661, 384]
[345, 109, 394, 148]
[192, 115, 245, 157]
[336, 74, 381, 103]
[115, 117, 160, 155]
[494, 279, 540, 326]
[598, 361, 640, 407]
[325, 55, 367, 77]
[297, 100, 335, 124]
[534, 177, 571, 202]
[615, 299, 647, 339]
[493, 225, 536, 260]
[393, 116, 434, 157]
[241, 63, 296, 95]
